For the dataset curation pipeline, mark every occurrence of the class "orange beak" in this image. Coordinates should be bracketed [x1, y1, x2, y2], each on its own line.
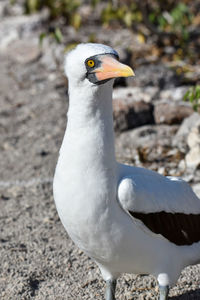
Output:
[93, 55, 135, 81]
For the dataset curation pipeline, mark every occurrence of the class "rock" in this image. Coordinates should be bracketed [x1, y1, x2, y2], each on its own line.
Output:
[186, 146, 200, 169]
[164, 46, 175, 55]
[116, 124, 178, 151]
[40, 42, 65, 71]
[3, 2, 24, 17]
[77, 4, 93, 23]
[115, 124, 183, 172]
[185, 124, 200, 169]
[0, 0, 24, 18]
[0, 27, 19, 51]
[113, 87, 158, 132]
[182, 65, 200, 85]
[173, 113, 200, 147]
[40, 46, 58, 71]
[0, 10, 49, 51]
[154, 102, 193, 125]
[6, 39, 42, 64]
[113, 87, 159, 103]
[127, 64, 181, 88]
[187, 125, 200, 148]
[159, 86, 189, 102]
[113, 98, 154, 132]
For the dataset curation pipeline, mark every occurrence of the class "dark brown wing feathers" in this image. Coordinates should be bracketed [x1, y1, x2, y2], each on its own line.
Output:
[130, 211, 200, 246]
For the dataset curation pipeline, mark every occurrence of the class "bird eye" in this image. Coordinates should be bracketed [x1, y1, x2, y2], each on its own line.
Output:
[87, 60, 95, 68]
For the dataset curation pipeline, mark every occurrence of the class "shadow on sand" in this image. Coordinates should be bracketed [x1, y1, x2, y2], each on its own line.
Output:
[170, 288, 200, 299]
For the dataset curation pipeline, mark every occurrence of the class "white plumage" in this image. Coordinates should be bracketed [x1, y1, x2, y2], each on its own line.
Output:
[53, 43, 200, 300]
[118, 165, 200, 213]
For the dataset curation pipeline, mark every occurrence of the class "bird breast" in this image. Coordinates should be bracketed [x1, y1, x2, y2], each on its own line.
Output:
[53, 142, 119, 259]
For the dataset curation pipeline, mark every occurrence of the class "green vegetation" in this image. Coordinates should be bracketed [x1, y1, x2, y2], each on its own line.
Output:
[184, 85, 200, 112]
[99, 0, 195, 48]
[25, 0, 81, 29]
[22, 0, 197, 35]
[18, 0, 199, 64]
[21, 0, 199, 47]
[101, 1, 193, 40]
[39, 27, 63, 45]
[148, 2, 193, 41]
[101, 2, 142, 28]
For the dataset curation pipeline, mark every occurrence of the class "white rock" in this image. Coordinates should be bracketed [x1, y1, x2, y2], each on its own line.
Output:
[159, 86, 188, 102]
[113, 86, 159, 103]
[178, 159, 186, 172]
[115, 124, 177, 150]
[185, 146, 200, 169]
[4, 3, 24, 16]
[6, 38, 41, 64]
[0, 29, 19, 51]
[40, 46, 57, 71]
[173, 113, 200, 148]
[0, 10, 49, 51]
[187, 125, 200, 148]
[185, 123, 200, 169]
[157, 167, 166, 175]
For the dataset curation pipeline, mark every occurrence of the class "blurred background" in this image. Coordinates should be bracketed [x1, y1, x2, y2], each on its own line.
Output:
[0, 0, 200, 299]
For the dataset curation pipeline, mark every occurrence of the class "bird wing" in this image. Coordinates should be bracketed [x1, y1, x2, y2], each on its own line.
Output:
[117, 164, 200, 245]
[118, 164, 200, 214]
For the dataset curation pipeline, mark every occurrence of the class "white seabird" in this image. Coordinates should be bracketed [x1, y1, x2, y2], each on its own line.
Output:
[53, 43, 200, 300]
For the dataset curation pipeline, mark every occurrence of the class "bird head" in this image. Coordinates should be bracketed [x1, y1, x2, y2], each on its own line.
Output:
[65, 43, 135, 87]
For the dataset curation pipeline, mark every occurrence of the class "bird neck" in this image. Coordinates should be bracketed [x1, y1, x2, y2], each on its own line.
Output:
[61, 81, 116, 167]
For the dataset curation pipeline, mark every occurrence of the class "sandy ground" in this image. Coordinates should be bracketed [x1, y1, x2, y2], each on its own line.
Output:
[0, 44, 200, 300]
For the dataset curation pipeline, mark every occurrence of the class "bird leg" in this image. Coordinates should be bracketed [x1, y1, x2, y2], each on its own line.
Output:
[159, 285, 169, 300]
[105, 279, 116, 300]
